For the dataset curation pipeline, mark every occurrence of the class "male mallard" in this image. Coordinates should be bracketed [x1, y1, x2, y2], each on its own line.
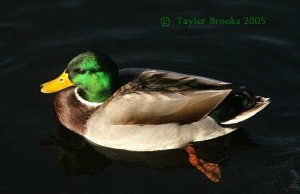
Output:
[41, 51, 270, 182]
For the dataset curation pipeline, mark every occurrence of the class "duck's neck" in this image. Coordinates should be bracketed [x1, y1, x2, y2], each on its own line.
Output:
[79, 87, 112, 103]
[76, 70, 120, 103]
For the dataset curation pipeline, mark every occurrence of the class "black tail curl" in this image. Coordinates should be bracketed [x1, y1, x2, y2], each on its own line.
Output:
[209, 84, 256, 124]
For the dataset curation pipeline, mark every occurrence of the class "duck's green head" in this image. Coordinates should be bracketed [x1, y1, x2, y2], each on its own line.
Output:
[41, 51, 119, 103]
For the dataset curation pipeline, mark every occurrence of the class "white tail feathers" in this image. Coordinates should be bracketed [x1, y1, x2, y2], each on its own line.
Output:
[221, 96, 270, 125]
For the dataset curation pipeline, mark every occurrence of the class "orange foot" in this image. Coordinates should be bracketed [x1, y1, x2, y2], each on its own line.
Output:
[185, 145, 221, 182]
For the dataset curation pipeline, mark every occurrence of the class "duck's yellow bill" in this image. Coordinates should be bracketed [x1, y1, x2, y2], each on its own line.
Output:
[40, 71, 74, 93]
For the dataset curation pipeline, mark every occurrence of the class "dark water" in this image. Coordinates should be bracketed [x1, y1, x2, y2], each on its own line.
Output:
[1, 0, 299, 193]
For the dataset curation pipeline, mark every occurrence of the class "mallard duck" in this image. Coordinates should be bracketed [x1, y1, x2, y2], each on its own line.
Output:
[41, 51, 270, 182]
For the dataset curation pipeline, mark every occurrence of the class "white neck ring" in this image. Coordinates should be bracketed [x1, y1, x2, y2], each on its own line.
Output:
[74, 87, 103, 108]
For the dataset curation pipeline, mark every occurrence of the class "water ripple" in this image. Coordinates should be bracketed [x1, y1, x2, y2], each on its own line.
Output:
[241, 34, 291, 47]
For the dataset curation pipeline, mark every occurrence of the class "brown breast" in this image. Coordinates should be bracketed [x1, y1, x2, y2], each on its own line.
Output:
[54, 87, 98, 135]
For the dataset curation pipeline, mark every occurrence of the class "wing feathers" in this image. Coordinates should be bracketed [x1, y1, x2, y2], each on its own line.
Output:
[100, 89, 231, 125]
[94, 68, 233, 125]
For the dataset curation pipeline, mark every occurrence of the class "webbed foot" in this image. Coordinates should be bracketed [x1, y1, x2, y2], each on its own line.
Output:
[185, 145, 221, 182]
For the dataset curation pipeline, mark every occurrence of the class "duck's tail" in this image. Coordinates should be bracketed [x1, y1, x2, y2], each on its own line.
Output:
[209, 84, 270, 125]
[221, 96, 270, 125]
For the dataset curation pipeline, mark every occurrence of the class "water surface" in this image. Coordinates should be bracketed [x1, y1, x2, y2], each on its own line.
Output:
[0, 0, 299, 193]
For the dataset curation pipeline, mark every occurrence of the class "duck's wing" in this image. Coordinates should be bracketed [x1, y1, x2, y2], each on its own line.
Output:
[99, 68, 232, 125]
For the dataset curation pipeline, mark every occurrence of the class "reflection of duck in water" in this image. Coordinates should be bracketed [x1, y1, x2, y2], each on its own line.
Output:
[41, 51, 270, 182]
[43, 125, 257, 176]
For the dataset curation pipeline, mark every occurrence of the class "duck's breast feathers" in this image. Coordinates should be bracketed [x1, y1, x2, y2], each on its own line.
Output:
[54, 87, 99, 135]
[93, 69, 233, 125]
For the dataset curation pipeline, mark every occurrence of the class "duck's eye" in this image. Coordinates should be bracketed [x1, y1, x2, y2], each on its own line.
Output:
[74, 69, 86, 74]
